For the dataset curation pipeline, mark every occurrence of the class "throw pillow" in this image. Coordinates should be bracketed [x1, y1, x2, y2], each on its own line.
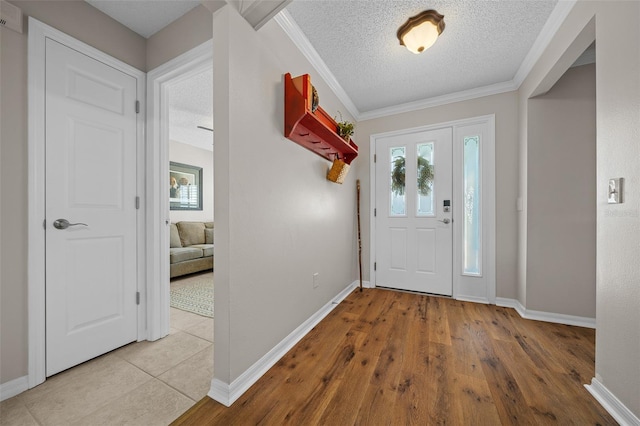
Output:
[169, 223, 182, 248]
[205, 228, 214, 244]
[177, 222, 205, 246]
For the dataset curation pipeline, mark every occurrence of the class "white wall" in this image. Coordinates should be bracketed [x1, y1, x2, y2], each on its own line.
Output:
[526, 63, 596, 318]
[519, 0, 640, 417]
[356, 92, 519, 299]
[212, 5, 359, 383]
[169, 140, 214, 223]
[0, 0, 146, 386]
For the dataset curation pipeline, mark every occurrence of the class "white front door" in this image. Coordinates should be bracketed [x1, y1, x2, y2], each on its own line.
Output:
[374, 127, 453, 295]
[45, 38, 138, 376]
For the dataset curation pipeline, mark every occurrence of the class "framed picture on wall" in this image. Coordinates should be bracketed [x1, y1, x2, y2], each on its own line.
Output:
[170, 162, 203, 210]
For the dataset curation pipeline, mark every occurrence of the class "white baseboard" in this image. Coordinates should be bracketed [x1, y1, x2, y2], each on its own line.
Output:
[495, 298, 595, 329]
[209, 281, 358, 407]
[456, 295, 490, 304]
[357, 280, 372, 289]
[585, 378, 640, 426]
[0, 376, 29, 401]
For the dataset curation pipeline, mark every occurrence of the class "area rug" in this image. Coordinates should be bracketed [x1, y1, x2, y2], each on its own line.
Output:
[170, 274, 214, 318]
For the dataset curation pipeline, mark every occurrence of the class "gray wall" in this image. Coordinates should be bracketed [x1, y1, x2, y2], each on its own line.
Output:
[1, 0, 146, 386]
[527, 63, 596, 317]
[0, 0, 212, 386]
[519, 1, 640, 416]
[356, 92, 520, 299]
[212, 5, 358, 383]
[146, 4, 212, 71]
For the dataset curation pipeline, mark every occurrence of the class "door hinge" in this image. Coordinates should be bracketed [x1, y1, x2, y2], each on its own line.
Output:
[135, 196, 140, 210]
[374, 262, 377, 271]
[374, 154, 377, 163]
[43, 219, 46, 230]
[374, 208, 377, 217]
[136, 291, 140, 305]
[135, 100, 140, 114]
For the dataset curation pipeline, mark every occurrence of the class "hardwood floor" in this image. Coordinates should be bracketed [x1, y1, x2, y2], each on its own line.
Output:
[172, 288, 616, 425]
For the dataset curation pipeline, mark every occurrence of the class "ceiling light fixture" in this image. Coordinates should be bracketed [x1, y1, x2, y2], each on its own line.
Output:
[397, 9, 445, 54]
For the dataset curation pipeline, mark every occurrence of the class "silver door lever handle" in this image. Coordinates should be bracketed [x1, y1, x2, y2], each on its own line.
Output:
[53, 219, 88, 230]
[438, 218, 451, 224]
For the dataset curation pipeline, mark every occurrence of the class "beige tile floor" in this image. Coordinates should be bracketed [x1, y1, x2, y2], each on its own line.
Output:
[0, 307, 213, 426]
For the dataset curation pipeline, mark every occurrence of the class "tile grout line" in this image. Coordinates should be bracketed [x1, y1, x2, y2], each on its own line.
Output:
[155, 344, 213, 402]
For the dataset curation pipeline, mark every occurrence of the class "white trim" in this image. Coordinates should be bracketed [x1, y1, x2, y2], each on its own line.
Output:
[146, 40, 213, 341]
[495, 297, 526, 318]
[496, 298, 595, 329]
[456, 295, 490, 305]
[273, 10, 360, 119]
[275, 2, 576, 121]
[359, 82, 516, 122]
[513, 0, 578, 87]
[208, 281, 358, 406]
[0, 376, 29, 401]
[27, 18, 146, 387]
[585, 378, 640, 426]
[369, 115, 496, 304]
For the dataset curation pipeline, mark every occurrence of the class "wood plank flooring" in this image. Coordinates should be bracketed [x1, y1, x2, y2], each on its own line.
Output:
[171, 288, 616, 425]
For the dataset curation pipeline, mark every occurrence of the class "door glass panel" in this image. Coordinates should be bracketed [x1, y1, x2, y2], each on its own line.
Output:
[463, 136, 481, 276]
[390, 147, 406, 216]
[416, 143, 434, 216]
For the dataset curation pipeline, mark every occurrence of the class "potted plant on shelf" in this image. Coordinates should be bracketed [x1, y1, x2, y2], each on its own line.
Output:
[335, 111, 354, 141]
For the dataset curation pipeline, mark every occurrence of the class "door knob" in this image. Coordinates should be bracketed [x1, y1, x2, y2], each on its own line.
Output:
[438, 218, 451, 224]
[53, 219, 88, 230]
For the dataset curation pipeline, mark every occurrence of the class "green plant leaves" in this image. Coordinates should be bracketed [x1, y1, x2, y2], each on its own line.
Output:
[391, 156, 433, 196]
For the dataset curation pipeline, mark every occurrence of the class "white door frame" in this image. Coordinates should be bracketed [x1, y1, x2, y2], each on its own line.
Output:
[27, 18, 146, 388]
[145, 41, 213, 341]
[370, 115, 496, 303]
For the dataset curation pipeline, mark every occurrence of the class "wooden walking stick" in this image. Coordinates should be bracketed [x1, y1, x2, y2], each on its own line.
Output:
[357, 179, 363, 292]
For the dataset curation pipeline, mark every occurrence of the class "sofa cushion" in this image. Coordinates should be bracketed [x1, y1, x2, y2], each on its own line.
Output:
[169, 247, 203, 264]
[204, 228, 213, 244]
[191, 244, 213, 257]
[177, 221, 205, 246]
[204, 222, 214, 229]
[169, 223, 182, 248]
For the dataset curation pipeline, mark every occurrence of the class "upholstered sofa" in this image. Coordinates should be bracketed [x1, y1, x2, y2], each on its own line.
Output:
[170, 221, 214, 278]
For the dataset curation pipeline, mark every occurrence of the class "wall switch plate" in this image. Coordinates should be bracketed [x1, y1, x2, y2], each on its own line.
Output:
[313, 273, 319, 288]
[0, 0, 23, 33]
[608, 178, 624, 204]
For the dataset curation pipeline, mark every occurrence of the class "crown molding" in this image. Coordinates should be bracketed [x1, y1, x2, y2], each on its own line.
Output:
[277, 1, 576, 122]
[358, 80, 517, 121]
[274, 10, 361, 120]
[513, 0, 578, 87]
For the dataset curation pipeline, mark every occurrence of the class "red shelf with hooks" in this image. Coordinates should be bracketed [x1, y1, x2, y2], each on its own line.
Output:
[284, 73, 358, 164]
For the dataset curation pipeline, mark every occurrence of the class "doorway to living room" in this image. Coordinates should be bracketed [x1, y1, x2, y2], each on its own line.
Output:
[146, 40, 214, 349]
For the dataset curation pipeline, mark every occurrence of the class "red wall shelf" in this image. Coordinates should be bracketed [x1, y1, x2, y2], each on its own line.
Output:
[284, 73, 358, 165]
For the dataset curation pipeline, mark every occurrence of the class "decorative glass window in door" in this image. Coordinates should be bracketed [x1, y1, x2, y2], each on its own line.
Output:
[389, 147, 406, 216]
[463, 136, 481, 275]
[416, 143, 435, 216]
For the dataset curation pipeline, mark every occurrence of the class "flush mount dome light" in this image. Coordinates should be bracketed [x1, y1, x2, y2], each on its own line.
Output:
[397, 9, 445, 54]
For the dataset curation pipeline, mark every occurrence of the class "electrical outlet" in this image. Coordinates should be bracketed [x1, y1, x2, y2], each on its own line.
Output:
[313, 273, 319, 288]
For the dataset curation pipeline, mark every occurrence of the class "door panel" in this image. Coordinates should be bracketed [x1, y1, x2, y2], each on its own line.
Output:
[45, 38, 138, 376]
[375, 127, 453, 295]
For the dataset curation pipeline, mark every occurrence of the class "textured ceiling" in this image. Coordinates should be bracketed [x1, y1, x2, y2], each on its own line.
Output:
[84, 0, 565, 142]
[86, 0, 200, 38]
[168, 68, 214, 151]
[286, 0, 558, 114]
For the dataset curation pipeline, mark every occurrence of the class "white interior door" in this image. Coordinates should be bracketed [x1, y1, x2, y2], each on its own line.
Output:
[374, 127, 453, 295]
[45, 38, 138, 376]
